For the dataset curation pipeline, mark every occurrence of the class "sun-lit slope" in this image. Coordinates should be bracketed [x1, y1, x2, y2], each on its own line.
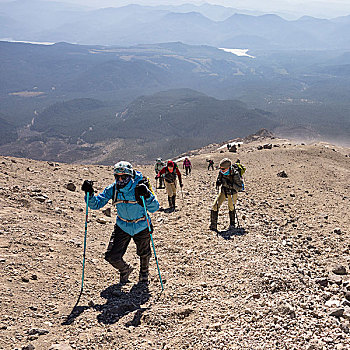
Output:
[0, 137, 349, 349]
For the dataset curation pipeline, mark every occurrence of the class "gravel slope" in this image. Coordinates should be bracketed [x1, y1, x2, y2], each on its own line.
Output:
[0, 138, 350, 350]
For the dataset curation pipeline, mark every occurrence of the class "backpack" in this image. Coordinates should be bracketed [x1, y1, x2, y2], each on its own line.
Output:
[234, 162, 246, 177]
[232, 162, 246, 191]
[139, 176, 155, 196]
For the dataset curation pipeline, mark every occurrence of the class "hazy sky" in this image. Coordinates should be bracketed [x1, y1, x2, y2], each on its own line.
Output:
[1, 0, 350, 18]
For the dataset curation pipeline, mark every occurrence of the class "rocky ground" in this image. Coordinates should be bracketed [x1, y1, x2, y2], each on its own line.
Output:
[0, 137, 350, 350]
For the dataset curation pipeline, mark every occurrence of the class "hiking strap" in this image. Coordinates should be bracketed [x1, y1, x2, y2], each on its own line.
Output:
[114, 199, 138, 204]
[112, 184, 118, 205]
[118, 215, 146, 224]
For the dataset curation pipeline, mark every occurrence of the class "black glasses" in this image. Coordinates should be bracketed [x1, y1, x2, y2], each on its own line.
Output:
[115, 174, 130, 180]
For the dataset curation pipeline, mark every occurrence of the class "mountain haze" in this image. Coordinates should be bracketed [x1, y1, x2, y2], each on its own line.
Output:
[1, 1, 350, 49]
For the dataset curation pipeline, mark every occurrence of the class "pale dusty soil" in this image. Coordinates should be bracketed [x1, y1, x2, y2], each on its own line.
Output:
[0, 138, 350, 350]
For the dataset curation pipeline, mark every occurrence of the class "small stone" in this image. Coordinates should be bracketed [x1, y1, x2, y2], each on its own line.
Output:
[332, 265, 347, 275]
[334, 228, 342, 234]
[30, 275, 37, 280]
[329, 274, 343, 285]
[211, 322, 222, 331]
[315, 278, 328, 287]
[343, 307, 350, 319]
[34, 196, 47, 203]
[277, 171, 288, 178]
[329, 308, 344, 317]
[28, 328, 49, 336]
[323, 337, 334, 344]
[326, 299, 341, 308]
[174, 307, 193, 319]
[278, 303, 296, 318]
[88, 300, 94, 307]
[97, 218, 107, 224]
[65, 182, 76, 192]
[102, 208, 111, 217]
[22, 345, 35, 350]
[21, 276, 30, 283]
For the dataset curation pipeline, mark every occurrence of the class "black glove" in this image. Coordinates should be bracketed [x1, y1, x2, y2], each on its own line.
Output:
[180, 183, 183, 188]
[155, 176, 158, 180]
[135, 184, 151, 206]
[81, 180, 94, 196]
[216, 180, 221, 187]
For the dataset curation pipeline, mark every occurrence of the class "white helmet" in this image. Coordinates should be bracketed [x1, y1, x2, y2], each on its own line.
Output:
[113, 161, 133, 176]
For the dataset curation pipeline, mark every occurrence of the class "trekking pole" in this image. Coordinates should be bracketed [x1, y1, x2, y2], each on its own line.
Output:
[232, 198, 241, 229]
[141, 196, 164, 291]
[74, 192, 90, 308]
[155, 177, 158, 192]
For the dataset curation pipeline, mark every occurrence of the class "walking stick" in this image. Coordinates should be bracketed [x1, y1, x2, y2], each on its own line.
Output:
[232, 197, 241, 229]
[141, 196, 164, 291]
[155, 177, 158, 192]
[74, 192, 90, 308]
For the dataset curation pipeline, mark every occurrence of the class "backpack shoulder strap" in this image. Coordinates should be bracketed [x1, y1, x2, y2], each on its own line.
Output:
[230, 165, 237, 176]
[112, 183, 118, 205]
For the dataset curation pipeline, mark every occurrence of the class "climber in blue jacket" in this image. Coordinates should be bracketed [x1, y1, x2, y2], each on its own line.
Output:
[82, 161, 159, 284]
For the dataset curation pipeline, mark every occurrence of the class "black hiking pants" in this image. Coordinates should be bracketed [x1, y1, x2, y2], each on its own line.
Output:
[208, 164, 214, 170]
[105, 224, 152, 272]
[185, 166, 191, 175]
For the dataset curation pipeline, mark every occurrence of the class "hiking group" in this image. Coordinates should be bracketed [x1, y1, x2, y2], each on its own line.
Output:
[81, 156, 244, 285]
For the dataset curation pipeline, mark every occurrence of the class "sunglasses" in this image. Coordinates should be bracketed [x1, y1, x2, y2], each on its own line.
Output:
[114, 174, 130, 180]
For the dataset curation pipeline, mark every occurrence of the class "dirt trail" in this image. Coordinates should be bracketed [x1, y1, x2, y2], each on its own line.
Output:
[1, 138, 350, 350]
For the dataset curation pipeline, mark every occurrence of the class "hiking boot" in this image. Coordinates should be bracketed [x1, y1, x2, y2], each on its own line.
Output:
[139, 256, 150, 283]
[209, 210, 218, 231]
[228, 210, 235, 230]
[168, 196, 173, 209]
[120, 264, 134, 284]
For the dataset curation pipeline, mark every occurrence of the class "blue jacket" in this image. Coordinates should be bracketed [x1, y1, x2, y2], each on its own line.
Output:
[85, 171, 159, 236]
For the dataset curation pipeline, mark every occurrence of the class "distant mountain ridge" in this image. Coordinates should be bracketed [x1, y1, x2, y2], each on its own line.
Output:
[1, 1, 350, 49]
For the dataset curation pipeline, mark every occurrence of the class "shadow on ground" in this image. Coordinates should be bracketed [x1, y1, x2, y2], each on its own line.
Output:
[217, 227, 247, 240]
[62, 282, 150, 326]
[95, 283, 151, 326]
